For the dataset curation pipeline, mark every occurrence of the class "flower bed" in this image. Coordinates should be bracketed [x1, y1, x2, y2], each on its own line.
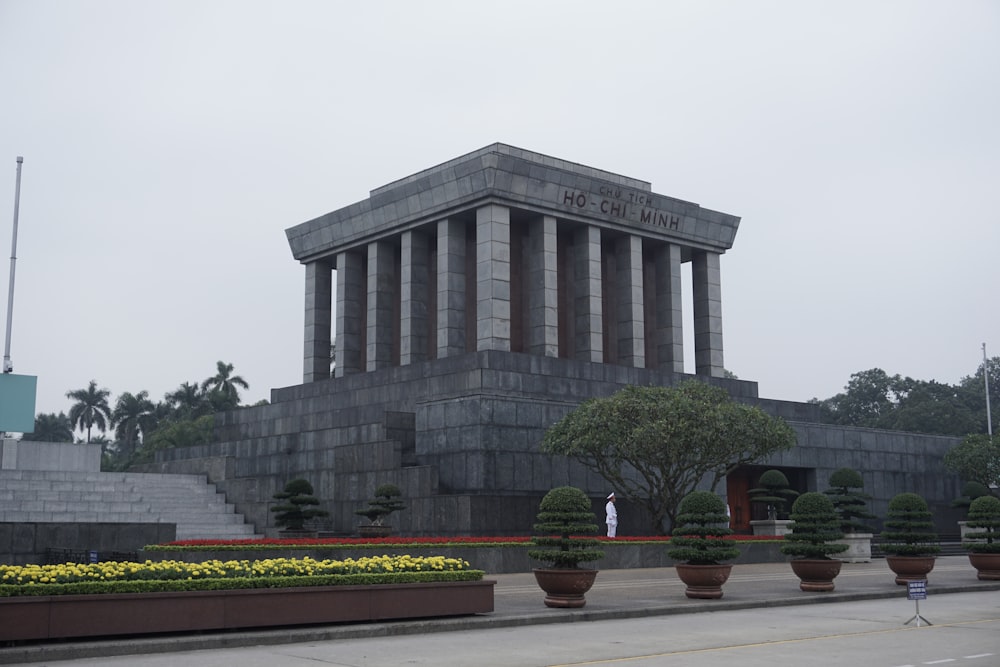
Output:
[0, 555, 493, 642]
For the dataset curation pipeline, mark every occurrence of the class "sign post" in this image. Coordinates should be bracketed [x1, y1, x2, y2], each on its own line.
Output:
[904, 580, 931, 626]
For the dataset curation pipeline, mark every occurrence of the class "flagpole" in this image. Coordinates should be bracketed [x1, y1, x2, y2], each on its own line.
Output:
[3, 156, 23, 374]
[985, 343, 993, 437]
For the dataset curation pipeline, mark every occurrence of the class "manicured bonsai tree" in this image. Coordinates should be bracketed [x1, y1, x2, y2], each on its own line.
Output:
[952, 481, 993, 516]
[355, 483, 407, 526]
[528, 486, 605, 569]
[823, 467, 876, 534]
[963, 495, 1000, 554]
[880, 492, 941, 557]
[668, 491, 740, 565]
[270, 478, 329, 530]
[749, 469, 799, 519]
[780, 492, 848, 560]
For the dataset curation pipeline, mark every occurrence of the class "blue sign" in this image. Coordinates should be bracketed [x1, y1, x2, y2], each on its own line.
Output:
[907, 580, 927, 600]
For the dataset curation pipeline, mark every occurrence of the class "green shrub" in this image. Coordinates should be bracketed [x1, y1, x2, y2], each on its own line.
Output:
[355, 483, 407, 526]
[963, 495, 1000, 554]
[749, 469, 799, 519]
[880, 492, 941, 557]
[271, 479, 329, 530]
[667, 491, 740, 565]
[779, 492, 848, 560]
[823, 467, 876, 533]
[952, 481, 993, 514]
[528, 486, 604, 569]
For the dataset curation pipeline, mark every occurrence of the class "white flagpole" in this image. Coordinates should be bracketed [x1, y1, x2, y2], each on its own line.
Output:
[984, 343, 993, 437]
[3, 156, 23, 374]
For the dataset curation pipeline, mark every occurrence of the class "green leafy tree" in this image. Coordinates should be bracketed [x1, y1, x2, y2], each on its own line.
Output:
[667, 491, 740, 564]
[355, 483, 407, 526]
[748, 469, 799, 519]
[20, 412, 74, 442]
[527, 486, 604, 569]
[65, 380, 111, 443]
[880, 492, 941, 557]
[542, 381, 797, 534]
[271, 478, 328, 531]
[944, 434, 1000, 490]
[780, 492, 848, 559]
[165, 382, 210, 419]
[823, 467, 877, 533]
[201, 361, 249, 410]
[111, 390, 157, 461]
[135, 414, 215, 463]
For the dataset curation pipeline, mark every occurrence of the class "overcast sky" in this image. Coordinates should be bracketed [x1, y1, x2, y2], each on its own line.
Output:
[1, 1, 997, 428]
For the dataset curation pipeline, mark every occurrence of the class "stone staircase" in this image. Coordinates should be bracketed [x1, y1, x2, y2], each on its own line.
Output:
[0, 469, 260, 540]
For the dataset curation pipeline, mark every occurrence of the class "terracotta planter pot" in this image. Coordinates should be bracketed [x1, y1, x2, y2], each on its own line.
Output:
[885, 555, 936, 585]
[968, 552, 1000, 580]
[674, 563, 733, 599]
[789, 558, 842, 592]
[532, 568, 598, 608]
[0, 580, 495, 642]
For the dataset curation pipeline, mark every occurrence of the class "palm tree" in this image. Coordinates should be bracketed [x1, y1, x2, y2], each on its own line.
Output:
[21, 412, 74, 442]
[65, 380, 112, 443]
[111, 390, 157, 461]
[165, 381, 208, 419]
[201, 361, 249, 409]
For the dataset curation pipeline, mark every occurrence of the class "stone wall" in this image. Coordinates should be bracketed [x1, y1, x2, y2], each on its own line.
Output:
[0, 522, 176, 566]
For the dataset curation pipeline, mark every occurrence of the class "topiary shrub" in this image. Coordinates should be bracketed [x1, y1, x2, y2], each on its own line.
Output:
[749, 469, 799, 519]
[355, 483, 407, 526]
[952, 481, 993, 515]
[823, 467, 876, 534]
[963, 495, 1000, 554]
[528, 486, 604, 569]
[881, 492, 941, 557]
[779, 492, 848, 560]
[271, 479, 329, 530]
[667, 491, 740, 565]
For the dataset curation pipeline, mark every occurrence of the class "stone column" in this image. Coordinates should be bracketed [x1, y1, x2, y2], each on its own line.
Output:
[655, 243, 684, 373]
[476, 204, 511, 351]
[573, 225, 603, 362]
[692, 250, 725, 377]
[527, 215, 559, 357]
[366, 241, 396, 371]
[303, 260, 333, 382]
[335, 250, 365, 377]
[615, 234, 645, 367]
[437, 218, 466, 358]
[400, 230, 429, 365]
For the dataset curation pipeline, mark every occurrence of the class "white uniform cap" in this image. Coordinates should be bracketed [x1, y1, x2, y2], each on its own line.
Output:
[607, 492, 615, 499]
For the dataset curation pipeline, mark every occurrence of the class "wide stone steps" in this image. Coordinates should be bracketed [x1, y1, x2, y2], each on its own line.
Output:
[0, 470, 260, 541]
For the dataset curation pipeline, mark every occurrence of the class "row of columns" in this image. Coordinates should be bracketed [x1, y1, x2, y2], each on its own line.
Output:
[302, 204, 725, 382]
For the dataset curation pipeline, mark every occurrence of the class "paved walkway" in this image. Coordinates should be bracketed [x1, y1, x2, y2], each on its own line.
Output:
[3, 556, 999, 665]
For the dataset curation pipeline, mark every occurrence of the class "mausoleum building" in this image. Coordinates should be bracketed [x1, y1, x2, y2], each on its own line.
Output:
[150, 144, 963, 537]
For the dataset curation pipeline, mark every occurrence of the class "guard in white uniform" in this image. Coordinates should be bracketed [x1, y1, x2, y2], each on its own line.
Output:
[605, 492, 618, 538]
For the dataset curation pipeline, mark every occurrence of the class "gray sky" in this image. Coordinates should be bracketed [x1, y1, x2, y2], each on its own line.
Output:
[1, 0, 997, 427]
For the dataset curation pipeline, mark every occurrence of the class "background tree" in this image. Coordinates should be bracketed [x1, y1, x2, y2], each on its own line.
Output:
[201, 361, 248, 410]
[111, 390, 157, 462]
[65, 380, 111, 443]
[135, 414, 215, 464]
[20, 412, 74, 442]
[542, 381, 797, 534]
[944, 434, 1000, 490]
[164, 381, 210, 420]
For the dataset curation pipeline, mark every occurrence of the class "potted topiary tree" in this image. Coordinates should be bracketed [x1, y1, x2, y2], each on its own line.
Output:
[355, 483, 407, 538]
[667, 490, 741, 599]
[823, 467, 876, 563]
[962, 494, 1000, 580]
[881, 492, 941, 585]
[953, 481, 993, 541]
[270, 478, 329, 538]
[780, 492, 848, 591]
[749, 469, 798, 536]
[528, 486, 605, 608]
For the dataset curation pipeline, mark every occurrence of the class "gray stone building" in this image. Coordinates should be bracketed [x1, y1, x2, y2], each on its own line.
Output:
[151, 144, 963, 536]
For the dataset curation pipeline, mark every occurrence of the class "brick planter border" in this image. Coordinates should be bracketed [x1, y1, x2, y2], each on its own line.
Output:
[0, 579, 495, 642]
